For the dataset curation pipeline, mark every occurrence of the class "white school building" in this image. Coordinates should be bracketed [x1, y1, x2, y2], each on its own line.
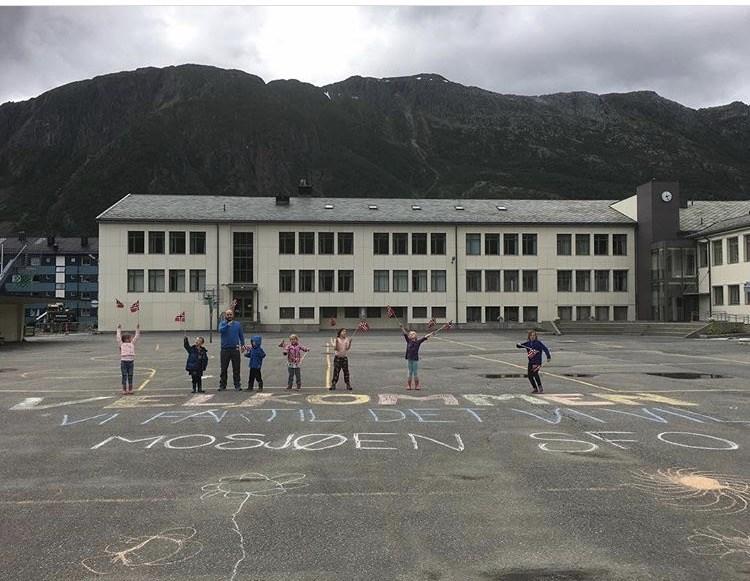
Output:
[96, 181, 750, 331]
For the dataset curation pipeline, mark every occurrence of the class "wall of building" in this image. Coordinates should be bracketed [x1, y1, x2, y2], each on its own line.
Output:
[0, 303, 24, 342]
[696, 228, 750, 319]
[99, 220, 637, 331]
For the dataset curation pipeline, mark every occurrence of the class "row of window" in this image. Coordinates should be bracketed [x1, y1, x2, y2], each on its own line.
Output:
[700, 235, 750, 267]
[25, 255, 97, 266]
[712, 285, 750, 306]
[128, 231, 206, 255]
[464, 269, 628, 293]
[126, 269, 206, 293]
[279, 269, 450, 293]
[278, 306, 449, 320]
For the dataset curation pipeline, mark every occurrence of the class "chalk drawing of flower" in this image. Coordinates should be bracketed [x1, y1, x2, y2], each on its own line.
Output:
[688, 526, 750, 563]
[81, 526, 203, 575]
[201, 473, 307, 581]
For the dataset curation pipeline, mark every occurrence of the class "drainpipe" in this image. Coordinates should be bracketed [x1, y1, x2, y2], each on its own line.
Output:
[454, 225, 459, 325]
[704, 238, 712, 319]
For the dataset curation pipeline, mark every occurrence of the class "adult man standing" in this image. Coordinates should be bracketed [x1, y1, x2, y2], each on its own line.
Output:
[218, 308, 244, 391]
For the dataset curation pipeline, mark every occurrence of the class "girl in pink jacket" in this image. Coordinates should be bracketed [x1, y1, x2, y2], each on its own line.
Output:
[116, 324, 140, 394]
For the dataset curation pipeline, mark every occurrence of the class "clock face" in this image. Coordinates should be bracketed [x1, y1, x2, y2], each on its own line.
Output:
[661, 190, 673, 202]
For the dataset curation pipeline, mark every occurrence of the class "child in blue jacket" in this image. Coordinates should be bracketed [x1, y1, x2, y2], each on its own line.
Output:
[516, 330, 551, 394]
[184, 334, 209, 393]
[244, 335, 266, 391]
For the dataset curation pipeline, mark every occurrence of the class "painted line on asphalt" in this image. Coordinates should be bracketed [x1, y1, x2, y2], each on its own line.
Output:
[137, 367, 157, 391]
[434, 336, 489, 350]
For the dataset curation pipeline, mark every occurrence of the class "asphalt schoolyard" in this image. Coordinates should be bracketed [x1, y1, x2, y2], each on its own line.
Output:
[1, 329, 749, 580]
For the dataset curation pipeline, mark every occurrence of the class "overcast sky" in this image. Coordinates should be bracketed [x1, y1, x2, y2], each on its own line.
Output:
[1, 5, 749, 109]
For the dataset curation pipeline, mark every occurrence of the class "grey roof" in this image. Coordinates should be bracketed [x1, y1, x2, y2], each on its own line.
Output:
[680, 200, 750, 233]
[97, 194, 635, 225]
[685, 211, 750, 238]
[0, 236, 98, 254]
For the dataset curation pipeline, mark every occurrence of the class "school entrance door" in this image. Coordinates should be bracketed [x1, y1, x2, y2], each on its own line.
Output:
[227, 283, 257, 323]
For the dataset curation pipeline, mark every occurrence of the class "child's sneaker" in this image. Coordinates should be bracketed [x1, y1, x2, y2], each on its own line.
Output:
[197, 388, 205, 393]
[346, 385, 353, 391]
[329, 386, 336, 391]
[258, 386, 263, 392]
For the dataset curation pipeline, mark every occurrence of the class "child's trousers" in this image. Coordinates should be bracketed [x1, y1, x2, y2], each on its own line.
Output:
[190, 371, 203, 392]
[332, 356, 350, 387]
[527, 362, 542, 390]
[248, 368, 263, 389]
[120, 360, 134, 386]
[287, 366, 301, 388]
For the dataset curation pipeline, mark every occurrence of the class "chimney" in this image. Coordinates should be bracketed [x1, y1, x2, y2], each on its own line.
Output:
[47, 235, 55, 246]
[81, 236, 89, 247]
[275, 194, 290, 206]
[18, 231, 26, 242]
[298, 178, 313, 197]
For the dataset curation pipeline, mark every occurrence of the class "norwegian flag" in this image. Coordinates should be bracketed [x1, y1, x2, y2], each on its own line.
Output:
[427, 318, 436, 329]
[231, 298, 239, 309]
[129, 300, 140, 313]
[386, 305, 396, 318]
[357, 320, 370, 333]
[174, 311, 185, 323]
[328, 317, 337, 327]
[527, 348, 540, 360]
[115, 299, 124, 309]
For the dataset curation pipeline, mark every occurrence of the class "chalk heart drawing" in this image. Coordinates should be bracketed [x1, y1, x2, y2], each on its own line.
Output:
[201, 473, 308, 581]
[688, 526, 750, 564]
[631, 468, 750, 514]
[81, 526, 203, 575]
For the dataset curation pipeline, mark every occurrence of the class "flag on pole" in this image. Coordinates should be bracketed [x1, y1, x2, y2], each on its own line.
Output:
[357, 320, 370, 333]
[174, 311, 186, 323]
[231, 298, 239, 310]
[115, 299, 124, 308]
[446, 320, 455, 331]
[386, 305, 396, 318]
[427, 318, 436, 329]
[129, 300, 140, 313]
[328, 317, 337, 327]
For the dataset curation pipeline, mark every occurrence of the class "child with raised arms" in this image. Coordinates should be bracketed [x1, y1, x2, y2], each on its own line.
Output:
[279, 334, 310, 390]
[516, 330, 551, 394]
[116, 323, 140, 395]
[400, 323, 434, 390]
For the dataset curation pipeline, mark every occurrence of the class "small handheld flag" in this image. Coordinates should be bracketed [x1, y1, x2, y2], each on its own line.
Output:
[357, 320, 370, 333]
[427, 318, 436, 329]
[386, 305, 396, 318]
[527, 348, 539, 360]
[115, 299, 124, 308]
[175, 311, 186, 323]
[329, 317, 337, 327]
[129, 300, 140, 313]
[446, 320, 455, 331]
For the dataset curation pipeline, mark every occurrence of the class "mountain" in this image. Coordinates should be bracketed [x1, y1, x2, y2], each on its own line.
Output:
[1, 64, 749, 234]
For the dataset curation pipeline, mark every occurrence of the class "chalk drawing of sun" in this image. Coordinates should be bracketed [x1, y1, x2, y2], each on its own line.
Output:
[631, 468, 750, 514]
[688, 526, 750, 564]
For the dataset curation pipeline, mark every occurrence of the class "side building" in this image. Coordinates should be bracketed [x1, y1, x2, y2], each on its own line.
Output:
[96, 193, 637, 331]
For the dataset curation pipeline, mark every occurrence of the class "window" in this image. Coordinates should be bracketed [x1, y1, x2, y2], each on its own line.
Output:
[504, 306, 519, 322]
[485, 270, 501, 292]
[576, 270, 591, 292]
[712, 240, 723, 265]
[713, 286, 724, 306]
[373, 233, 390, 255]
[168, 269, 185, 292]
[522, 233, 537, 256]
[299, 270, 315, 292]
[318, 232, 334, 255]
[279, 270, 295, 292]
[503, 234, 518, 255]
[558, 306, 573, 321]
[595, 270, 610, 292]
[127, 269, 144, 292]
[523, 306, 538, 322]
[319, 270, 334, 292]
[430, 233, 446, 255]
[557, 270, 572, 292]
[432, 306, 447, 319]
[128, 231, 144, 254]
[189, 269, 206, 292]
[594, 234, 608, 256]
[557, 234, 572, 256]
[613, 306, 628, 321]
[412, 233, 427, 255]
[393, 270, 408, 292]
[745, 235, 750, 262]
[299, 232, 315, 254]
[576, 306, 591, 321]
[413, 306, 428, 318]
[576, 234, 590, 256]
[412, 270, 428, 292]
[169, 232, 186, 254]
[746, 288, 750, 306]
[466, 234, 481, 255]
[466, 306, 482, 322]
[393, 233, 408, 255]
[279, 307, 295, 319]
[148, 231, 164, 254]
[485, 234, 500, 256]
[337, 232, 353, 254]
[612, 234, 627, 256]
[148, 269, 165, 293]
[190, 231, 206, 254]
[728, 237, 739, 264]
[279, 232, 295, 254]
[338, 270, 354, 292]
[504, 270, 519, 292]
[366, 307, 382, 319]
[729, 285, 740, 305]
[613, 270, 628, 292]
[595, 306, 610, 321]
[431, 270, 447, 292]
[373, 270, 389, 292]
[485, 306, 501, 322]
[684, 250, 697, 277]
[233, 232, 253, 283]
[699, 242, 708, 268]
[344, 307, 360, 318]
[522, 270, 538, 292]
[299, 307, 315, 319]
[466, 270, 482, 292]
